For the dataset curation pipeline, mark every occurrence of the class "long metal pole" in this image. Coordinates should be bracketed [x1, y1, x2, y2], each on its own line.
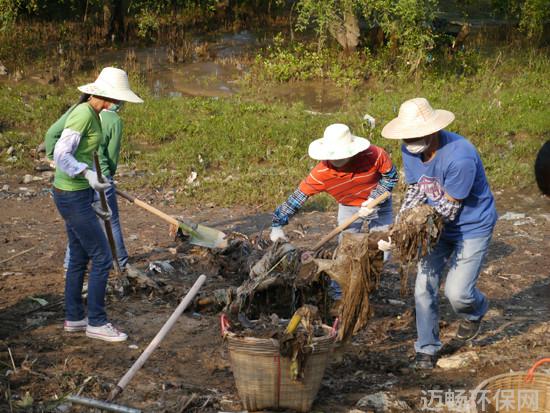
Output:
[66, 395, 141, 413]
[109, 274, 207, 401]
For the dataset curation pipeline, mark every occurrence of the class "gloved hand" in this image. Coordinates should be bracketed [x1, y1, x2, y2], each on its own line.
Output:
[270, 226, 288, 242]
[84, 169, 111, 192]
[358, 199, 378, 219]
[92, 201, 112, 221]
[377, 237, 393, 252]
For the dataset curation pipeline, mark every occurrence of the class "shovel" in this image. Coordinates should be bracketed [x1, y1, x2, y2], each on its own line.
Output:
[116, 189, 228, 249]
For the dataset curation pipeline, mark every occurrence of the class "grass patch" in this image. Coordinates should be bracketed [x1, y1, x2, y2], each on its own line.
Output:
[0, 48, 548, 209]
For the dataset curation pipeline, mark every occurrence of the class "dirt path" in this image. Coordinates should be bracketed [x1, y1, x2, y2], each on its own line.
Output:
[0, 172, 549, 412]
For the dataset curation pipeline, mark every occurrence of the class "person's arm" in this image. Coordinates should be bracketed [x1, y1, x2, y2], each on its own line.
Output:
[433, 193, 462, 222]
[99, 113, 123, 177]
[433, 157, 475, 222]
[272, 188, 309, 227]
[45, 108, 73, 161]
[53, 128, 89, 177]
[368, 164, 398, 200]
[399, 183, 427, 214]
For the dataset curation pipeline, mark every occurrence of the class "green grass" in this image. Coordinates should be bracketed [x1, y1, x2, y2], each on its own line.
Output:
[0, 48, 548, 209]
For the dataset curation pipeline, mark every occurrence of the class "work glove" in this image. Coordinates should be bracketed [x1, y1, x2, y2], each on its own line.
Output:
[358, 199, 379, 220]
[91, 201, 112, 221]
[270, 226, 288, 242]
[377, 237, 393, 252]
[84, 169, 111, 192]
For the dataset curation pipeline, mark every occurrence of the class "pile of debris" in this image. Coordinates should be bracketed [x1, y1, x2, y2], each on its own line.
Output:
[390, 204, 444, 295]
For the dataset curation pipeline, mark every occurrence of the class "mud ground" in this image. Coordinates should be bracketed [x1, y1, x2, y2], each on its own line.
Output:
[0, 170, 549, 412]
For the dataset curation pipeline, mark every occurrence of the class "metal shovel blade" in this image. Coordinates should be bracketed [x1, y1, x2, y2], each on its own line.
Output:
[182, 222, 228, 249]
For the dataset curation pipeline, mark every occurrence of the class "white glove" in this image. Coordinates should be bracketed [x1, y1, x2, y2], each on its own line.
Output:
[358, 206, 374, 218]
[377, 237, 393, 252]
[270, 226, 288, 242]
[358, 199, 378, 219]
[84, 169, 111, 192]
[92, 201, 112, 221]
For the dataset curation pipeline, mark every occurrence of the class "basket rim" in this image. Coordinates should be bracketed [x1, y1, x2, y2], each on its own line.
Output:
[471, 371, 550, 395]
[468, 371, 550, 413]
[224, 324, 335, 345]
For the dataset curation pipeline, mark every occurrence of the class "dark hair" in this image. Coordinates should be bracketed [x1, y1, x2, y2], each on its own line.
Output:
[77, 93, 91, 105]
[535, 140, 550, 196]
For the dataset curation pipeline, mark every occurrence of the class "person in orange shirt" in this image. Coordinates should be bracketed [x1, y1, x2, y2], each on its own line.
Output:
[270, 123, 398, 298]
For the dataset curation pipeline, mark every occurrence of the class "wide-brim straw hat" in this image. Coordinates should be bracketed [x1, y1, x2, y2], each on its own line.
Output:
[309, 123, 370, 161]
[381, 98, 454, 140]
[78, 67, 143, 103]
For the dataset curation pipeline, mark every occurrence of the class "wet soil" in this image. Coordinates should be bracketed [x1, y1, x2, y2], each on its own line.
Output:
[0, 171, 549, 412]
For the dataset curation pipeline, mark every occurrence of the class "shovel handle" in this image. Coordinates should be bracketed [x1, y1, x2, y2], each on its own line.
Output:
[93, 152, 121, 276]
[311, 191, 390, 252]
[116, 189, 180, 227]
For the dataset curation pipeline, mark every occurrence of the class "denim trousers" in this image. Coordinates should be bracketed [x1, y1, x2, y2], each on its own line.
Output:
[64, 178, 128, 269]
[53, 187, 113, 326]
[330, 197, 394, 299]
[414, 234, 492, 355]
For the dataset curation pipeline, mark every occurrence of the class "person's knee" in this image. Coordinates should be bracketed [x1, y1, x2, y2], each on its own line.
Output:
[415, 283, 434, 304]
[445, 287, 473, 312]
[93, 248, 113, 273]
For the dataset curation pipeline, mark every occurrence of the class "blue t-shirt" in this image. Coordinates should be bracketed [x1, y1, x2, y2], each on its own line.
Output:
[402, 130, 497, 240]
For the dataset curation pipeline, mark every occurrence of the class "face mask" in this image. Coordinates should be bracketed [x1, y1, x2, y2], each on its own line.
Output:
[108, 101, 124, 112]
[403, 138, 429, 154]
[330, 158, 349, 167]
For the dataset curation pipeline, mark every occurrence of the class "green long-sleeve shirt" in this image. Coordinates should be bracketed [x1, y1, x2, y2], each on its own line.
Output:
[97, 110, 123, 177]
[45, 107, 123, 177]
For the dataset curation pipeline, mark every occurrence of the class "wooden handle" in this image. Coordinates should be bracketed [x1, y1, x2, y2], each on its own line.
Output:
[115, 188, 136, 202]
[312, 191, 390, 251]
[116, 189, 180, 226]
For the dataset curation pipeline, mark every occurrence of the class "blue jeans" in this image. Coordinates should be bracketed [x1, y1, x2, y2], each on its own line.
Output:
[53, 187, 113, 326]
[330, 198, 394, 299]
[414, 234, 492, 355]
[64, 178, 128, 269]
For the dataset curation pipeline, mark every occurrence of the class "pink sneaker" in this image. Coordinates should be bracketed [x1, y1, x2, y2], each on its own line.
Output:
[64, 318, 88, 332]
[86, 323, 127, 342]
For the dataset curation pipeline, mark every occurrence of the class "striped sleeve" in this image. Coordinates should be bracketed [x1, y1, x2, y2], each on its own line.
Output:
[367, 148, 398, 200]
[298, 163, 326, 196]
[272, 188, 309, 227]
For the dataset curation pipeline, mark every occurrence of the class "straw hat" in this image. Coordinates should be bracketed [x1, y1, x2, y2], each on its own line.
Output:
[381, 98, 454, 140]
[78, 67, 143, 103]
[308, 124, 370, 161]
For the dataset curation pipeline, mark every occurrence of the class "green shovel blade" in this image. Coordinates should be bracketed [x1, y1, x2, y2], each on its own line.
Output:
[178, 221, 228, 249]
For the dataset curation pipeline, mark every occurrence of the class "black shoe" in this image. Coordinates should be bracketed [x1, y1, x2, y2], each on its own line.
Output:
[456, 319, 482, 341]
[411, 353, 436, 370]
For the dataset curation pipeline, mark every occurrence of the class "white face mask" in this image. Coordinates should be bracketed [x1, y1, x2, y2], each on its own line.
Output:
[403, 138, 430, 154]
[329, 158, 349, 167]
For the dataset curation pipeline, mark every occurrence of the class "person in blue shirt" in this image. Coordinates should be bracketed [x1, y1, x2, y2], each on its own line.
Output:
[380, 98, 497, 369]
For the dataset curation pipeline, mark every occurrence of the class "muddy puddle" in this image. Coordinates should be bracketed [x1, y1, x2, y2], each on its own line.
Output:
[1, 30, 349, 112]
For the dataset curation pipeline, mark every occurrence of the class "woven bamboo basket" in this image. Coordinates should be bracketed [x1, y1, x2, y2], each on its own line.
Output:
[469, 358, 550, 413]
[221, 314, 336, 412]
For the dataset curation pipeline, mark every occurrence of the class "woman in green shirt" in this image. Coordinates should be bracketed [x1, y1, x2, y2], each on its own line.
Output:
[52, 67, 142, 342]
[46, 100, 129, 270]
